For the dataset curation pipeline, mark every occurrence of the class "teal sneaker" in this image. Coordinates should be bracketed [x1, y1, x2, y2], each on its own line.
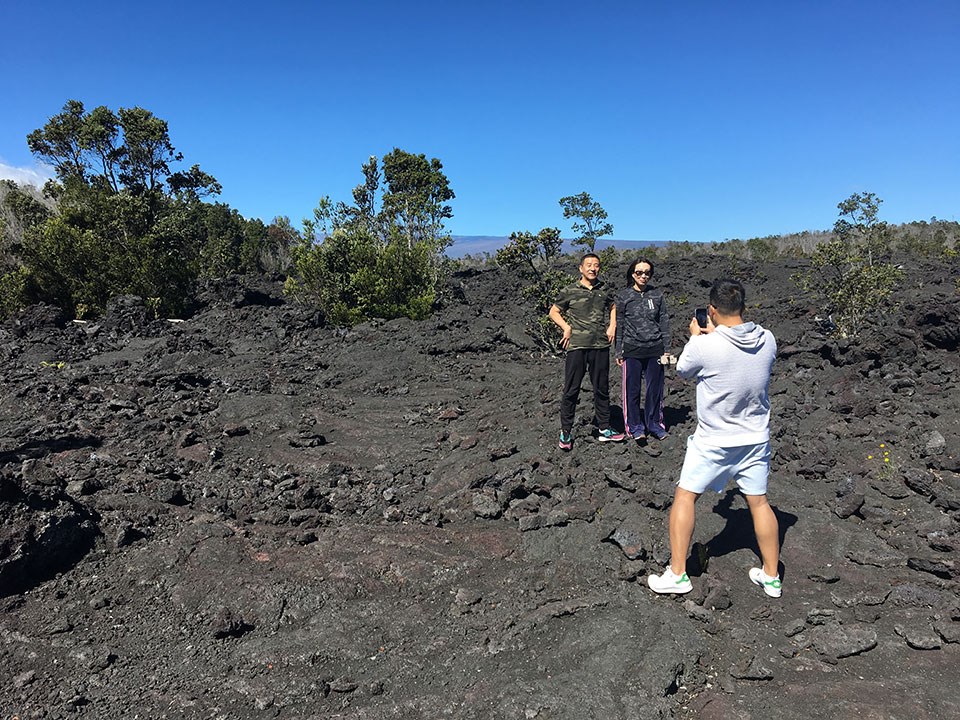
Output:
[598, 428, 626, 443]
[647, 568, 693, 594]
[749, 567, 782, 598]
[558, 430, 573, 451]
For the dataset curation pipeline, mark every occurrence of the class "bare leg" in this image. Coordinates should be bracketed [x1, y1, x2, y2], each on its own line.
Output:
[669, 487, 700, 575]
[745, 493, 780, 576]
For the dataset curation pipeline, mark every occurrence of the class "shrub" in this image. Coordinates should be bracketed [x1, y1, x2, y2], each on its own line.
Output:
[795, 239, 903, 337]
[894, 220, 958, 259]
[241, 217, 295, 276]
[285, 226, 437, 326]
[0, 266, 29, 319]
[661, 240, 697, 259]
[745, 237, 777, 261]
[16, 198, 199, 319]
[8, 101, 229, 318]
[793, 192, 902, 337]
[286, 151, 452, 325]
[495, 227, 568, 352]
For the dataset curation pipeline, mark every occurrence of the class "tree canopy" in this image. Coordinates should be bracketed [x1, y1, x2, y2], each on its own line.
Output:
[793, 191, 902, 337]
[1, 100, 281, 319]
[27, 100, 220, 199]
[287, 149, 455, 325]
[559, 192, 613, 252]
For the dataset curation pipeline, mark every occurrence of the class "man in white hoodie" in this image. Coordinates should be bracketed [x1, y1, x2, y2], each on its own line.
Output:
[648, 279, 782, 598]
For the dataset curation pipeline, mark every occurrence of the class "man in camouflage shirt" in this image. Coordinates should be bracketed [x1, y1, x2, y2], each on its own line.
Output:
[549, 253, 626, 450]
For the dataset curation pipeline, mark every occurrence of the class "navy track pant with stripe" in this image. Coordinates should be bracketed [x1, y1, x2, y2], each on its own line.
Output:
[620, 356, 666, 438]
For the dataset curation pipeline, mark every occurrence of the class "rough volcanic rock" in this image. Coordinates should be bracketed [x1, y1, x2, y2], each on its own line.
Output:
[1, 254, 959, 719]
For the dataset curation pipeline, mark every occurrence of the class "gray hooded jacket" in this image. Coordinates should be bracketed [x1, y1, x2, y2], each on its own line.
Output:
[677, 322, 777, 447]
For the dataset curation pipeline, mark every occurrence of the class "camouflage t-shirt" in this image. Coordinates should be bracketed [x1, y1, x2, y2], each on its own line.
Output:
[553, 280, 615, 350]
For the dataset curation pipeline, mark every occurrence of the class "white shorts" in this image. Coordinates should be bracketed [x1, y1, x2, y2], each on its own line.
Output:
[677, 434, 770, 496]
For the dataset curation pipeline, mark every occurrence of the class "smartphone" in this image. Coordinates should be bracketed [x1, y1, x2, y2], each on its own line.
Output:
[695, 308, 708, 329]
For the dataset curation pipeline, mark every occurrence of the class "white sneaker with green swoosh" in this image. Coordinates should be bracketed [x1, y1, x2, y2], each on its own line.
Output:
[647, 568, 693, 594]
[749, 567, 782, 598]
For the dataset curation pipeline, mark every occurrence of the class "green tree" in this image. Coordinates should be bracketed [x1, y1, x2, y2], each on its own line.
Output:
[1, 180, 53, 266]
[286, 150, 454, 325]
[794, 192, 902, 337]
[12, 100, 222, 318]
[381, 149, 455, 249]
[559, 192, 614, 253]
[25, 100, 88, 182]
[224, 216, 287, 275]
[256, 217, 298, 275]
[346, 156, 382, 235]
[496, 227, 568, 352]
[27, 101, 220, 201]
[197, 203, 248, 277]
[834, 192, 889, 266]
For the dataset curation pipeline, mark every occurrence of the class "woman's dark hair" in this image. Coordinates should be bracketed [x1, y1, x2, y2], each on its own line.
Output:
[625, 257, 655, 287]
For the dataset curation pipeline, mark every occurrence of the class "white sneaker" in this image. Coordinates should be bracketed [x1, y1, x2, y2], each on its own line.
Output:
[647, 568, 693, 594]
[749, 567, 782, 598]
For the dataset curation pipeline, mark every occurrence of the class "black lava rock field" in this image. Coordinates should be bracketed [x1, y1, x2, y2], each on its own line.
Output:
[2, 252, 959, 719]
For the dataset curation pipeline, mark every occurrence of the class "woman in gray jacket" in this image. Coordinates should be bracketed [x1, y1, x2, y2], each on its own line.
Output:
[614, 258, 670, 441]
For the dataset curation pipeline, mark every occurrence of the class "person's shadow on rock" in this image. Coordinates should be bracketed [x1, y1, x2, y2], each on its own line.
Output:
[663, 404, 692, 430]
[606, 403, 625, 433]
[685, 487, 798, 579]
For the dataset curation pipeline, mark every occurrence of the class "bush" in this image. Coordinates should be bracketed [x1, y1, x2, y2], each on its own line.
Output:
[196, 207, 295, 278]
[1, 180, 53, 266]
[793, 193, 902, 337]
[5, 101, 245, 319]
[0, 266, 29, 319]
[894, 220, 958, 259]
[241, 218, 295, 276]
[661, 240, 698, 259]
[16, 199, 198, 318]
[794, 239, 902, 337]
[745, 237, 777, 261]
[285, 227, 437, 325]
[495, 227, 568, 352]
[285, 151, 452, 325]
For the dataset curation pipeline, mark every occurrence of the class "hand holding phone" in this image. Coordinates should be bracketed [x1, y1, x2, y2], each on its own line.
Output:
[695, 307, 709, 329]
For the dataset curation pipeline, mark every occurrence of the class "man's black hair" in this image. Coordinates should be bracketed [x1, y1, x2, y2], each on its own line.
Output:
[580, 253, 601, 265]
[709, 279, 746, 316]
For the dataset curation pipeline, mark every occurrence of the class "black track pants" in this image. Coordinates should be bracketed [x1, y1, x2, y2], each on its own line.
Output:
[560, 348, 610, 433]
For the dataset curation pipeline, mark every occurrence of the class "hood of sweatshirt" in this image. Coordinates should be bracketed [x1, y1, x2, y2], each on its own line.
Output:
[713, 322, 768, 351]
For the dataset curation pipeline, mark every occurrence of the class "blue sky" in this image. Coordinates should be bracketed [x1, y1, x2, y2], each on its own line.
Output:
[2, 1, 958, 243]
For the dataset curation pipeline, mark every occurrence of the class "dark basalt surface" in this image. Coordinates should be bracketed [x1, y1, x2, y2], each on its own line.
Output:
[1, 254, 958, 719]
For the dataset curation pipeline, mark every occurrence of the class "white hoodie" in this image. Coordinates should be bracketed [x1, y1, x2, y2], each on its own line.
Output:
[676, 322, 776, 447]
